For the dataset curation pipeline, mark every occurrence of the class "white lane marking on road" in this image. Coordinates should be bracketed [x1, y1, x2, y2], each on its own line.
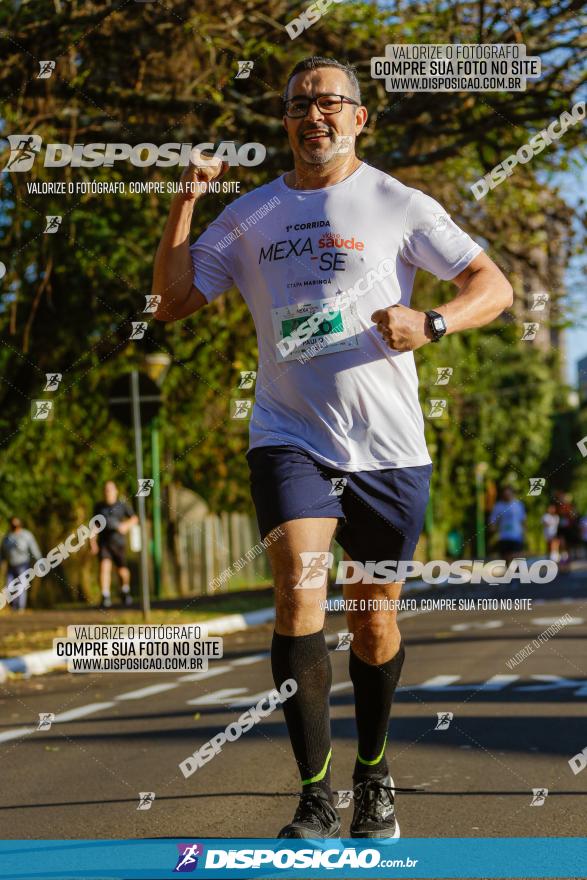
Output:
[187, 688, 249, 706]
[531, 617, 583, 626]
[479, 675, 519, 690]
[223, 680, 353, 708]
[518, 675, 587, 695]
[330, 681, 352, 693]
[451, 621, 504, 631]
[0, 727, 34, 744]
[115, 684, 178, 701]
[404, 675, 462, 690]
[177, 665, 233, 683]
[53, 701, 116, 721]
[228, 690, 275, 708]
[402, 675, 521, 692]
[401, 674, 587, 695]
[0, 703, 115, 745]
[0, 655, 263, 745]
[231, 653, 269, 666]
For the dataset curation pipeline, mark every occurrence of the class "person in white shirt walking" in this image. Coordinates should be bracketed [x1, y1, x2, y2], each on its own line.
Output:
[541, 503, 560, 562]
[489, 486, 526, 563]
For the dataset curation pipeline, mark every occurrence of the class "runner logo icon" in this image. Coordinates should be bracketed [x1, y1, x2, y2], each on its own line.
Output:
[44, 373, 62, 391]
[144, 294, 161, 313]
[434, 711, 453, 730]
[174, 843, 203, 872]
[137, 792, 155, 810]
[329, 477, 347, 496]
[294, 551, 334, 589]
[527, 478, 545, 496]
[44, 215, 62, 233]
[335, 790, 353, 808]
[238, 371, 257, 389]
[335, 632, 354, 651]
[3, 135, 43, 172]
[435, 367, 453, 385]
[36, 713, 55, 731]
[37, 60, 56, 79]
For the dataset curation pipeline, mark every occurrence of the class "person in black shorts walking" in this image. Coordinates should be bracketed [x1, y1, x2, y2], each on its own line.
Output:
[91, 481, 138, 609]
[153, 56, 513, 839]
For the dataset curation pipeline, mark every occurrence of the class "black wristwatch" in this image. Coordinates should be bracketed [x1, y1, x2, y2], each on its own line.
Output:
[425, 310, 447, 343]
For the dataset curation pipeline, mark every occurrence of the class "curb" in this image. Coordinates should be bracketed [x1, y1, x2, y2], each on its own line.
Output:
[0, 606, 277, 683]
[0, 583, 433, 682]
[1, 562, 542, 682]
[0, 649, 63, 683]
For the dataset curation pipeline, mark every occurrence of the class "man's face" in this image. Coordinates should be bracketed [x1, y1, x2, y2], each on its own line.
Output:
[104, 482, 118, 504]
[283, 68, 366, 166]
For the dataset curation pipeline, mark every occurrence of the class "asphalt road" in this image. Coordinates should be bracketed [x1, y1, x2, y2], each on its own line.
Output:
[1, 568, 586, 848]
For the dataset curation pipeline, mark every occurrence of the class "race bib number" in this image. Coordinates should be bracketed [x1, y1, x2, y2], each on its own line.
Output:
[272, 294, 360, 362]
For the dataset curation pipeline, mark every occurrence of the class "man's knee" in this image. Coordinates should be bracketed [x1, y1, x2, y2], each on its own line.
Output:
[350, 613, 400, 664]
[275, 597, 325, 636]
[274, 579, 325, 636]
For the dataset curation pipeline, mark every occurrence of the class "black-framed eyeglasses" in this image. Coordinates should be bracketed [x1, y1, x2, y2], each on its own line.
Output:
[283, 93, 360, 118]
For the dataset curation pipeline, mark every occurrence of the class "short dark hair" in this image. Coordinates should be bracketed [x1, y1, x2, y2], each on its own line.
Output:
[283, 56, 361, 104]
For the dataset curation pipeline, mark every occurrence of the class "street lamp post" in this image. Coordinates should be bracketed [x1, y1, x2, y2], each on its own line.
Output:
[144, 353, 171, 599]
[150, 419, 162, 598]
[109, 370, 163, 621]
[475, 462, 488, 558]
[131, 369, 151, 620]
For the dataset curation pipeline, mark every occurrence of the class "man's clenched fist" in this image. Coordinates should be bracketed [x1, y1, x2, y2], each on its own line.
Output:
[178, 147, 229, 201]
[371, 304, 432, 352]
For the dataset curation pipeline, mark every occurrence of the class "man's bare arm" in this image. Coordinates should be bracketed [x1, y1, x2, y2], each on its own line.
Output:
[152, 150, 228, 323]
[372, 252, 513, 352]
[152, 195, 207, 322]
[117, 514, 139, 536]
[432, 251, 514, 333]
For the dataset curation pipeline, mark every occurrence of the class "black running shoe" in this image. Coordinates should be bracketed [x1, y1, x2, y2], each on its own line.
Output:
[278, 790, 341, 839]
[350, 775, 400, 839]
[121, 592, 133, 608]
[99, 596, 112, 610]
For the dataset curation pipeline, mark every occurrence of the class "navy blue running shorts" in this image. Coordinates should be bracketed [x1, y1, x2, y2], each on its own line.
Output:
[246, 444, 432, 565]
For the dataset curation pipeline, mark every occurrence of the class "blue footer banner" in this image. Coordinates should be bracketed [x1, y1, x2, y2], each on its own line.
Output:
[0, 839, 585, 879]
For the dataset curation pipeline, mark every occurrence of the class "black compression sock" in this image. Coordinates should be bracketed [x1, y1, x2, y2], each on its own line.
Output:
[349, 641, 405, 780]
[271, 630, 333, 801]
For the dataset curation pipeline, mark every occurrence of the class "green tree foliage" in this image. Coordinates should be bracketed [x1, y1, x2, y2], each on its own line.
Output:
[0, 0, 585, 592]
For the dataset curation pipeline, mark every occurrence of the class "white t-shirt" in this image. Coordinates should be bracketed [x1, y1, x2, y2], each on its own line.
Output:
[490, 500, 526, 541]
[542, 512, 559, 540]
[191, 162, 482, 471]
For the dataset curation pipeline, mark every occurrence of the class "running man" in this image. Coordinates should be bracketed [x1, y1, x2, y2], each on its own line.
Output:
[153, 56, 513, 838]
[91, 481, 138, 609]
[0, 517, 42, 612]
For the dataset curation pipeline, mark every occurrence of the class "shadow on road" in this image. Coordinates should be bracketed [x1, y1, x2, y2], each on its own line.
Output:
[1, 788, 585, 812]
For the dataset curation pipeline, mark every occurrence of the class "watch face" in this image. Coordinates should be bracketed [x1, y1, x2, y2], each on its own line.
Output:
[433, 317, 444, 331]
